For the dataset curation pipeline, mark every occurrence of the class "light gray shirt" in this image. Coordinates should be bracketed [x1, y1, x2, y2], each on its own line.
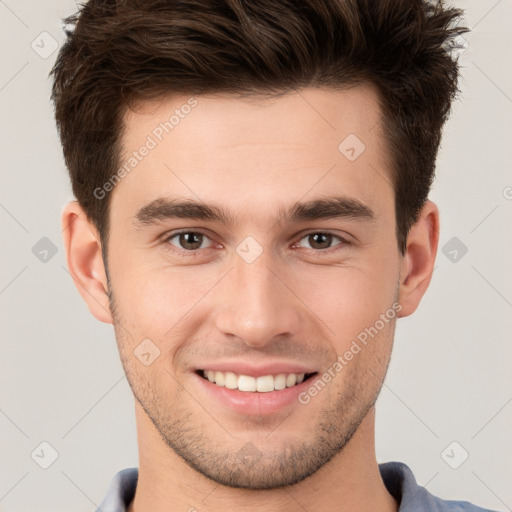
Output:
[95, 461, 499, 511]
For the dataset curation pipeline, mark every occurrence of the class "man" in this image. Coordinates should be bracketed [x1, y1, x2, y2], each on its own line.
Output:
[51, 0, 497, 510]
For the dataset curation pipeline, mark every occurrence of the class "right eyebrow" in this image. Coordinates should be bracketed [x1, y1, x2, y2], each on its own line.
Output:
[133, 197, 237, 227]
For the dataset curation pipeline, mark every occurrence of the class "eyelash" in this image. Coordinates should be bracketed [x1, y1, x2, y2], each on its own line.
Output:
[162, 229, 351, 257]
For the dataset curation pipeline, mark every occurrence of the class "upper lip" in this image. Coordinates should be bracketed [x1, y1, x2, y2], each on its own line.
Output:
[194, 361, 318, 378]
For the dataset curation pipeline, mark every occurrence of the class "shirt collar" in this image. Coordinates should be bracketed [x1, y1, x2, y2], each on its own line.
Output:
[95, 461, 487, 512]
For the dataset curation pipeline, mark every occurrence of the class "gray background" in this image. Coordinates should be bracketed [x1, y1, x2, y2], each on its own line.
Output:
[1, 1, 511, 511]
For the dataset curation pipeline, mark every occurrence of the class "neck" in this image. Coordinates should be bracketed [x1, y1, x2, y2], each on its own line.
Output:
[128, 405, 397, 512]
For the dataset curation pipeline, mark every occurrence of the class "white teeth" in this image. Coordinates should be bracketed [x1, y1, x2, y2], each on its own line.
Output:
[201, 370, 310, 392]
[274, 374, 287, 390]
[215, 371, 225, 386]
[256, 375, 274, 393]
[238, 375, 256, 392]
[286, 373, 297, 387]
[224, 372, 238, 389]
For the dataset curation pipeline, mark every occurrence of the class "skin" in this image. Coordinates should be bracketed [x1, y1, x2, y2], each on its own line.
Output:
[62, 85, 439, 512]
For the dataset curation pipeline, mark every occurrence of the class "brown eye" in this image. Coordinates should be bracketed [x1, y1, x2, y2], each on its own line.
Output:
[309, 233, 333, 250]
[167, 231, 209, 251]
[297, 232, 346, 251]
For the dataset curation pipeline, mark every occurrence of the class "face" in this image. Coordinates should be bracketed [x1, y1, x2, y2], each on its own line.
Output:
[104, 86, 403, 488]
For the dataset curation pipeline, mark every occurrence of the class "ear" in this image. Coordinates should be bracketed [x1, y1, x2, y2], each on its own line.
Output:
[397, 200, 440, 317]
[61, 201, 113, 324]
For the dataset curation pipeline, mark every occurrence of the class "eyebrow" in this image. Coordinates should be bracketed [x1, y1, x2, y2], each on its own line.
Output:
[133, 195, 376, 228]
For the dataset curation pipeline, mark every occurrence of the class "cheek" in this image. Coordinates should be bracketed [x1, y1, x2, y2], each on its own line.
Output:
[292, 258, 398, 344]
[109, 256, 218, 342]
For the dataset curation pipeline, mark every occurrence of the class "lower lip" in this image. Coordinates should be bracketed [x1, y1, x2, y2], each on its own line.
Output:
[193, 372, 316, 415]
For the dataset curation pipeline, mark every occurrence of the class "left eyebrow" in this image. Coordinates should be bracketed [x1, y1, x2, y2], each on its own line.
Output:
[285, 196, 375, 223]
[133, 195, 376, 228]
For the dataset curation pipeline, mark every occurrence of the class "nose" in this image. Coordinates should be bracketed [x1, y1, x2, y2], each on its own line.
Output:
[213, 248, 303, 348]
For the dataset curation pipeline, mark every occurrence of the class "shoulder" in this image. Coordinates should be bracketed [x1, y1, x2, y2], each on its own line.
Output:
[379, 461, 500, 512]
[95, 467, 138, 512]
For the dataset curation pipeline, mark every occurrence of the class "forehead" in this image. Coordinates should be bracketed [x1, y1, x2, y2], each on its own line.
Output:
[113, 85, 392, 223]
[122, 84, 383, 152]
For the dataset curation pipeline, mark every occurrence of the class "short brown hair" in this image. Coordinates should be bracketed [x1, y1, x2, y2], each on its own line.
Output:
[51, 0, 467, 257]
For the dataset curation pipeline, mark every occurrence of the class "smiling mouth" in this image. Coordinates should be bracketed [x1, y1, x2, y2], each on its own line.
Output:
[196, 370, 318, 392]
